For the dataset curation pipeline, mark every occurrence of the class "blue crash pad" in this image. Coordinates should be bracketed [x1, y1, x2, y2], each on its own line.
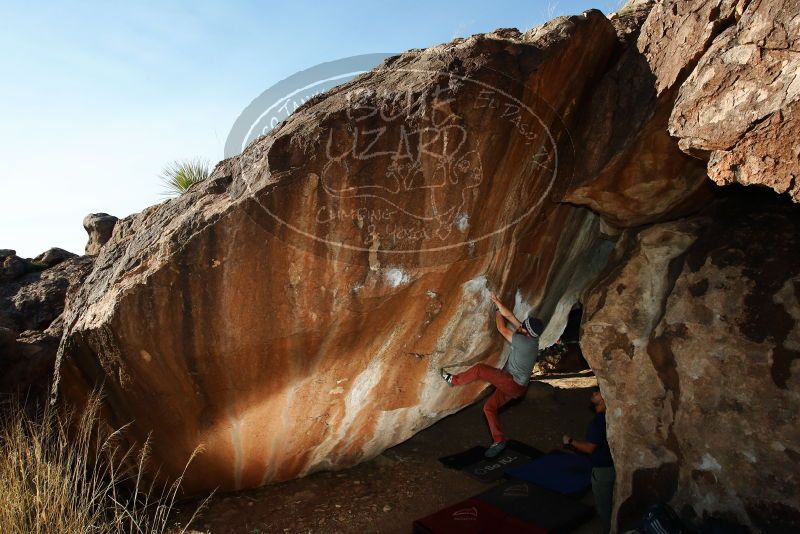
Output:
[505, 451, 592, 495]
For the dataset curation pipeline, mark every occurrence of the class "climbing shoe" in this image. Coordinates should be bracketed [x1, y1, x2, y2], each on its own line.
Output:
[439, 368, 454, 386]
[484, 441, 507, 458]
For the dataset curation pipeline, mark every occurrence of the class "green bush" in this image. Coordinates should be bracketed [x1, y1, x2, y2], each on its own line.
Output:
[160, 159, 211, 197]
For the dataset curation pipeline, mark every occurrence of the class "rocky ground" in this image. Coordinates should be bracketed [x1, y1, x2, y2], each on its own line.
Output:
[173, 372, 601, 534]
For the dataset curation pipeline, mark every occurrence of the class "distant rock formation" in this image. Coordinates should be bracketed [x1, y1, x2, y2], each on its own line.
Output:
[48, 0, 800, 530]
[0, 248, 92, 398]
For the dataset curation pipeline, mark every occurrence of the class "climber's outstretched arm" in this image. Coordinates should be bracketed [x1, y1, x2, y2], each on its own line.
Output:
[495, 311, 515, 343]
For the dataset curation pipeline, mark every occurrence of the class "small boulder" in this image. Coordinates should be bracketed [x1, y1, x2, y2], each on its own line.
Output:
[33, 247, 76, 268]
[83, 213, 118, 255]
[0, 249, 16, 259]
[1, 254, 30, 281]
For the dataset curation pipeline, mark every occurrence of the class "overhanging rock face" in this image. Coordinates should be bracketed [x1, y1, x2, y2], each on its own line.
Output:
[55, 11, 622, 492]
[662, 0, 800, 200]
[564, 0, 712, 227]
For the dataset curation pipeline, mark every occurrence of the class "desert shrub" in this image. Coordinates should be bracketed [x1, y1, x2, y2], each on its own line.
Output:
[160, 159, 211, 197]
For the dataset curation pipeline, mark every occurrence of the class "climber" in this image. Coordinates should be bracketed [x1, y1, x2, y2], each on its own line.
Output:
[439, 291, 543, 458]
[562, 387, 615, 534]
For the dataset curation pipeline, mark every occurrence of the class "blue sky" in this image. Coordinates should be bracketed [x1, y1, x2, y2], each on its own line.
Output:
[0, 0, 616, 257]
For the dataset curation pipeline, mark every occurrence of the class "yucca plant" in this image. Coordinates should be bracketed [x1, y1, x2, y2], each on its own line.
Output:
[159, 159, 211, 197]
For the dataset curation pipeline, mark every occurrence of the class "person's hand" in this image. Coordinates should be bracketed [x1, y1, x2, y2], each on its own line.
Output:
[489, 292, 501, 306]
[562, 434, 572, 446]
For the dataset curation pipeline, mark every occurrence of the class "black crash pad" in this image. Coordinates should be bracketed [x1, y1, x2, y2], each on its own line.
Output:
[438, 440, 544, 472]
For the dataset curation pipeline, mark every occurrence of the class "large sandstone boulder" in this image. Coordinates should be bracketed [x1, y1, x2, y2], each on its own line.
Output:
[581, 190, 800, 531]
[54, 11, 621, 493]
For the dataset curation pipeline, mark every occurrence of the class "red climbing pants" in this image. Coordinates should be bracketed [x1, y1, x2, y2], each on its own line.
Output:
[451, 363, 527, 443]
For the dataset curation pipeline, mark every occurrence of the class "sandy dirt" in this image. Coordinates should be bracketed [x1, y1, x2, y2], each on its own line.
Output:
[172, 371, 602, 534]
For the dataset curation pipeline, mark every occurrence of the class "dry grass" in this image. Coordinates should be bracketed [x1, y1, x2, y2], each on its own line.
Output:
[0, 395, 209, 534]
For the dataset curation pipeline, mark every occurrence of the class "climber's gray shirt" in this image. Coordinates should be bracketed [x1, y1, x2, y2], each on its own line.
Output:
[503, 332, 540, 386]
